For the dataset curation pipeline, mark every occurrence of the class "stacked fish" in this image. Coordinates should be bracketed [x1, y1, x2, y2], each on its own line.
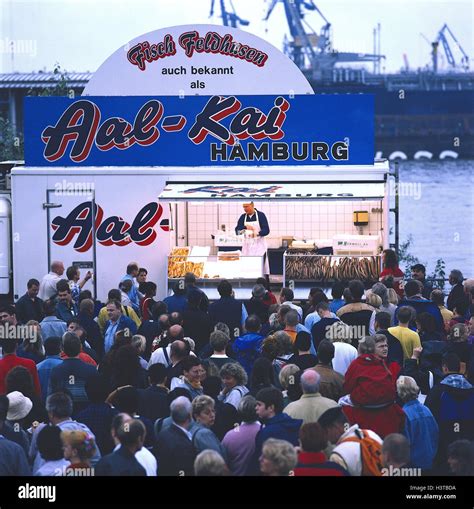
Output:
[285, 251, 381, 282]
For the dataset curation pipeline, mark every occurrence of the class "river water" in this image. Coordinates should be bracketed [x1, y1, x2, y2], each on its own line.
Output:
[397, 159, 474, 278]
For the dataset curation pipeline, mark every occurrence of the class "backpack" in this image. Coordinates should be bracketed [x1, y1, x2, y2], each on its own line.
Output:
[339, 428, 383, 476]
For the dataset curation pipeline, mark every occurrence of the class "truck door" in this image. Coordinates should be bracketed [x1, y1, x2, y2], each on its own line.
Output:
[0, 196, 11, 296]
[44, 186, 98, 298]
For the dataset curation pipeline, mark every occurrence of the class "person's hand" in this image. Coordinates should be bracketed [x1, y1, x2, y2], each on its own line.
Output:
[85, 271, 92, 281]
[411, 346, 422, 360]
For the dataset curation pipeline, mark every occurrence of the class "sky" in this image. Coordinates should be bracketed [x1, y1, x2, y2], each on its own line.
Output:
[0, 0, 472, 74]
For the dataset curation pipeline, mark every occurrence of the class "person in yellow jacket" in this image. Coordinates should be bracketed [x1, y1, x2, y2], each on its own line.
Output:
[97, 289, 141, 333]
[388, 306, 421, 360]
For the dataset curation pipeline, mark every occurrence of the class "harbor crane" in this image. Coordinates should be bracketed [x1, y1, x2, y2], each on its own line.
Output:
[263, 0, 383, 79]
[209, 0, 250, 28]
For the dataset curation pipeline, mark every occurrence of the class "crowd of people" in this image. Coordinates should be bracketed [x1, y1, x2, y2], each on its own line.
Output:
[0, 252, 473, 477]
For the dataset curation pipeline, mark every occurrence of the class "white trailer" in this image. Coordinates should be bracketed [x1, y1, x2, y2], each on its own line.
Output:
[7, 161, 393, 302]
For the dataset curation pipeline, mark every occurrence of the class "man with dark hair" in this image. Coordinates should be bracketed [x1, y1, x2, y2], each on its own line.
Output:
[0, 395, 31, 475]
[95, 418, 147, 476]
[0, 335, 41, 396]
[208, 279, 247, 337]
[245, 284, 270, 325]
[66, 265, 92, 306]
[411, 264, 433, 300]
[48, 333, 97, 413]
[15, 279, 44, 324]
[313, 340, 345, 402]
[184, 272, 209, 312]
[279, 287, 303, 320]
[97, 289, 141, 333]
[294, 422, 349, 476]
[424, 352, 474, 468]
[288, 331, 317, 370]
[78, 298, 103, 359]
[55, 280, 78, 322]
[389, 307, 422, 360]
[103, 300, 137, 354]
[140, 282, 157, 321]
[448, 300, 470, 329]
[330, 282, 346, 314]
[447, 270, 466, 311]
[76, 373, 118, 455]
[137, 268, 148, 296]
[336, 280, 375, 347]
[137, 364, 170, 422]
[40, 300, 67, 340]
[447, 440, 474, 476]
[232, 315, 265, 377]
[318, 406, 383, 476]
[183, 290, 212, 354]
[311, 301, 340, 349]
[395, 280, 444, 332]
[247, 387, 302, 475]
[374, 311, 404, 366]
[163, 280, 188, 314]
[37, 337, 63, 402]
[120, 263, 141, 313]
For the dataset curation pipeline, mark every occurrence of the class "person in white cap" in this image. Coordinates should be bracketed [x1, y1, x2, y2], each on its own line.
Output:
[6, 391, 33, 426]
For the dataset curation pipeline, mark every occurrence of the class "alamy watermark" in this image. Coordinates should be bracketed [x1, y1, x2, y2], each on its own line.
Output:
[387, 179, 422, 200]
[0, 37, 37, 57]
[382, 465, 422, 477]
[0, 324, 37, 342]
[54, 180, 95, 196]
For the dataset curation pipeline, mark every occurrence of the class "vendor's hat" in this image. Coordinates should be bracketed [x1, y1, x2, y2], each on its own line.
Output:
[6, 391, 33, 421]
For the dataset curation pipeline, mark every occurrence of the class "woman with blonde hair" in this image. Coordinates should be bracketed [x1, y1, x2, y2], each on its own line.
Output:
[259, 438, 297, 476]
[61, 430, 97, 474]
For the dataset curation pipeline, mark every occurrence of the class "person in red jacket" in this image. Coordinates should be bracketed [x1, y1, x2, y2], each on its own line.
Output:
[294, 422, 349, 476]
[0, 339, 41, 396]
[341, 336, 405, 438]
[373, 334, 401, 380]
[379, 249, 405, 298]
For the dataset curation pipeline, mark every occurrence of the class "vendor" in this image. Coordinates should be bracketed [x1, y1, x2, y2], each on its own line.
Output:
[235, 202, 270, 274]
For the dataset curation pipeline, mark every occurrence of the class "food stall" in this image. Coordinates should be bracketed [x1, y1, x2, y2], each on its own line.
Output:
[18, 24, 396, 302]
[158, 161, 392, 299]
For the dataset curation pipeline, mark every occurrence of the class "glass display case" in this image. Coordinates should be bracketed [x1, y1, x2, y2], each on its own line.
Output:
[168, 247, 263, 280]
[283, 250, 382, 283]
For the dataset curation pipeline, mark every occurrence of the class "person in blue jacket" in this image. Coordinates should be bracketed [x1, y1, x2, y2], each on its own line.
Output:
[246, 386, 302, 475]
[235, 202, 270, 274]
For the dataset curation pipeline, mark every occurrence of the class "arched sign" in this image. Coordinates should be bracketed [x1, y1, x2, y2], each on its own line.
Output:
[83, 24, 314, 96]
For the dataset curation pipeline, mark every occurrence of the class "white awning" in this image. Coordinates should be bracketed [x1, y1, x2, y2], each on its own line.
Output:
[158, 182, 385, 201]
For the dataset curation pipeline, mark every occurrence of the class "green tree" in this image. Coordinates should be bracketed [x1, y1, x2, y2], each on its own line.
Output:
[398, 235, 446, 290]
[0, 117, 23, 160]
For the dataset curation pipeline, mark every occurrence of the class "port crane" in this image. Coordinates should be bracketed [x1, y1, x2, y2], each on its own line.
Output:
[262, 0, 383, 79]
[421, 24, 469, 73]
[209, 0, 250, 28]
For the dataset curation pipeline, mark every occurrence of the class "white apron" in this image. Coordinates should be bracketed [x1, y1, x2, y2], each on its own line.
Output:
[242, 210, 270, 274]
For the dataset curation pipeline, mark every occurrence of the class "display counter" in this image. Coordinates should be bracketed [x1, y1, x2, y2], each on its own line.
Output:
[284, 250, 382, 284]
[167, 246, 264, 297]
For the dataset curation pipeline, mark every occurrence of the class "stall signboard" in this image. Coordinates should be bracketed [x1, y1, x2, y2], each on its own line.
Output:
[24, 93, 374, 166]
[82, 24, 314, 97]
[159, 182, 385, 200]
